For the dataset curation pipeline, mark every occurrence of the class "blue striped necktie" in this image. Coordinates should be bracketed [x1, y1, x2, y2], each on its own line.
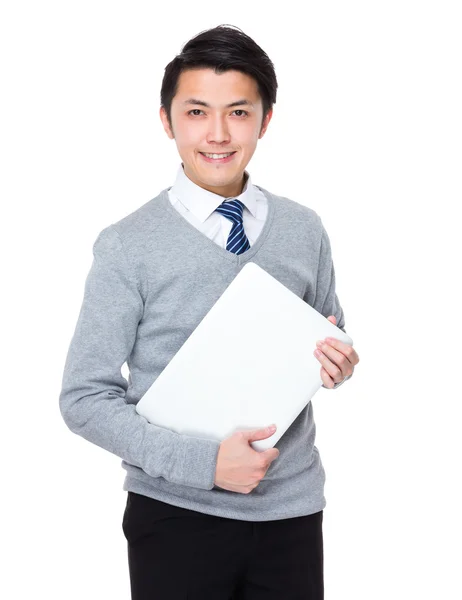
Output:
[214, 199, 251, 255]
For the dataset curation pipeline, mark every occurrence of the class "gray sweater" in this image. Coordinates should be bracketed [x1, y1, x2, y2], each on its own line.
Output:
[59, 185, 349, 521]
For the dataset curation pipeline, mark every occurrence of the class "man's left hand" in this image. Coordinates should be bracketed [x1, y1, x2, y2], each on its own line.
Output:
[314, 316, 360, 389]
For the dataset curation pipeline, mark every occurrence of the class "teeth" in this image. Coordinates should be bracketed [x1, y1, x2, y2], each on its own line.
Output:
[202, 152, 234, 159]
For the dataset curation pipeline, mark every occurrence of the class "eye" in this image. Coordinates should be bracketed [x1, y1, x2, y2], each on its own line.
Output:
[187, 109, 249, 117]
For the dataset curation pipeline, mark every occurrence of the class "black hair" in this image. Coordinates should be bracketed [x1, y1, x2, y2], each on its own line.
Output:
[160, 24, 278, 133]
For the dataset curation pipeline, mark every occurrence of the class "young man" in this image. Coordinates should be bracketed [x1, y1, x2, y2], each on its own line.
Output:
[59, 24, 359, 600]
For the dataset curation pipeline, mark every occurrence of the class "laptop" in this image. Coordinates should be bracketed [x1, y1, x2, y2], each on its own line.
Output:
[135, 262, 353, 451]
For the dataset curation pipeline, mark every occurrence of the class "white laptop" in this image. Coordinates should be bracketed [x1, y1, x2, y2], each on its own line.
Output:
[135, 262, 353, 451]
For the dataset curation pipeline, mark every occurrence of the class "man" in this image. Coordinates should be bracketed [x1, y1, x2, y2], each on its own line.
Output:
[59, 24, 359, 599]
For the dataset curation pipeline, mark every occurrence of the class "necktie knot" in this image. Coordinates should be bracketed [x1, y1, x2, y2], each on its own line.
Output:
[214, 199, 246, 224]
[214, 199, 250, 255]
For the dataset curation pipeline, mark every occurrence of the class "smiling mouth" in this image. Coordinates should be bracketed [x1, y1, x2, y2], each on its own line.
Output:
[200, 151, 236, 158]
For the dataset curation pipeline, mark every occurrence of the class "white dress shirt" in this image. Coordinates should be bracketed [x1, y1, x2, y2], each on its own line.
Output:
[168, 163, 267, 248]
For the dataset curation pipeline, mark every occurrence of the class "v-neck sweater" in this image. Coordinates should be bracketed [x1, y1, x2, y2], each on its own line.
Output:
[59, 185, 348, 521]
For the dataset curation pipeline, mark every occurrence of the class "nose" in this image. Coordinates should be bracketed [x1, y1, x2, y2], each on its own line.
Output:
[206, 113, 230, 145]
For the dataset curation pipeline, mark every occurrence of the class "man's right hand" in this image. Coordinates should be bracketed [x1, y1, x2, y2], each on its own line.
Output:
[214, 425, 280, 494]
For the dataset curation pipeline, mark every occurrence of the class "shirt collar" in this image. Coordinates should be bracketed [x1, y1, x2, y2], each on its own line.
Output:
[169, 163, 258, 223]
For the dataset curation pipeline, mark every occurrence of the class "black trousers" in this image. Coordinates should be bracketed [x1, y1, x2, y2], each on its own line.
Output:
[122, 491, 324, 600]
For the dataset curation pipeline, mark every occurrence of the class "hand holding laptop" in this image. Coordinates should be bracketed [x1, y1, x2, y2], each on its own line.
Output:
[315, 315, 359, 388]
[214, 424, 280, 494]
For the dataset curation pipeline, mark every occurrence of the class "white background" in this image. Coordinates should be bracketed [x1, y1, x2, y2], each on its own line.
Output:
[1, 1, 461, 598]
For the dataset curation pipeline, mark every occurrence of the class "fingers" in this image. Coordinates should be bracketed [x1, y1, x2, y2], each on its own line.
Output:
[324, 337, 360, 365]
[314, 341, 353, 383]
[320, 366, 335, 389]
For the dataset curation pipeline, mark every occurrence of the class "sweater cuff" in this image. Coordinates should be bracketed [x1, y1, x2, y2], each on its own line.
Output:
[169, 434, 221, 490]
[322, 373, 352, 389]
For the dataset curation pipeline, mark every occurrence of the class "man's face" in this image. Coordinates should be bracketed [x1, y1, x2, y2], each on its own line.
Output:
[160, 68, 272, 198]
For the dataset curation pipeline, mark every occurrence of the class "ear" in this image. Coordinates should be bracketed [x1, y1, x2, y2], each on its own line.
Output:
[159, 106, 175, 140]
[258, 108, 273, 139]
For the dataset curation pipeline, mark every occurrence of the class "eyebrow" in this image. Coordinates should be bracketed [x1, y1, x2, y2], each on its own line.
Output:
[182, 98, 254, 108]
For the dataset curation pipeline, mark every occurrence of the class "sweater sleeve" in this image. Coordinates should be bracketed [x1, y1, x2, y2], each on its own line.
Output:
[59, 225, 220, 490]
[313, 218, 352, 390]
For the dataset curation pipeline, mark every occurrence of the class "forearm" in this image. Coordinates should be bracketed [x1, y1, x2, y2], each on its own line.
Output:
[59, 225, 220, 490]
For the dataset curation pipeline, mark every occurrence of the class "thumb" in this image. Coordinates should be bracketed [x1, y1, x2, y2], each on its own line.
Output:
[242, 424, 277, 442]
[327, 315, 337, 325]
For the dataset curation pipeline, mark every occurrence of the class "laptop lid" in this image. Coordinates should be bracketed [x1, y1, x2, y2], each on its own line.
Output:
[135, 262, 353, 451]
